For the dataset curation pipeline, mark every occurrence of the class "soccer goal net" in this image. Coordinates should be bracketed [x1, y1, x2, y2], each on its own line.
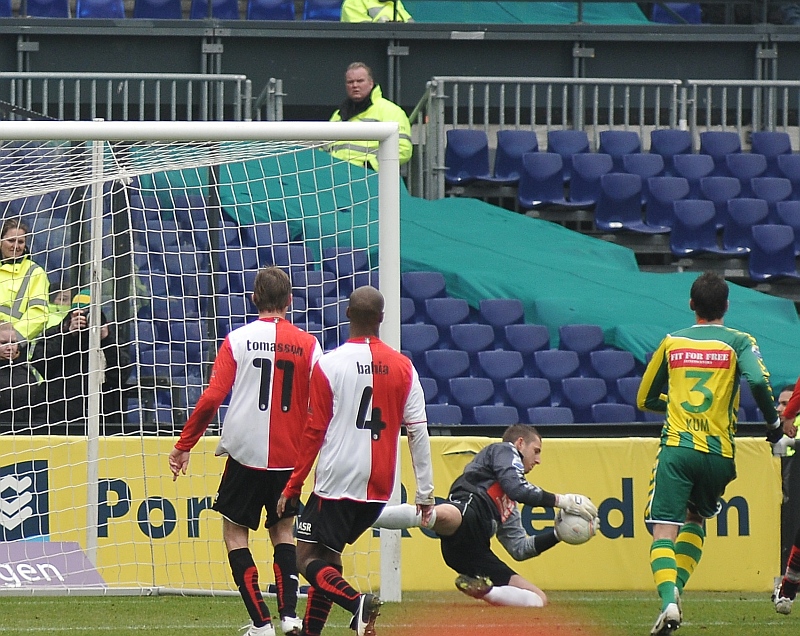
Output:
[0, 120, 402, 599]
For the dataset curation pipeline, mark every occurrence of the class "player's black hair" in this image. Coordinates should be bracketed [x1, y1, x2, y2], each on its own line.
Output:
[502, 424, 540, 444]
[690, 271, 728, 321]
[252, 267, 291, 313]
[781, 385, 795, 395]
[348, 285, 384, 334]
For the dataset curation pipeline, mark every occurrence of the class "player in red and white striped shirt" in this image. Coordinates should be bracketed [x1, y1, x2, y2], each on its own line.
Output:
[278, 285, 434, 636]
[169, 267, 321, 636]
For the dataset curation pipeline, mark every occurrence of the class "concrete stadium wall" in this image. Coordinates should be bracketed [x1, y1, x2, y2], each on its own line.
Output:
[1, 20, 799, 119]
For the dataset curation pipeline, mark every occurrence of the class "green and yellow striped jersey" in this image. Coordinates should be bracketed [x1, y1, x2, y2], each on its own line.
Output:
[637, 323, 778, 458]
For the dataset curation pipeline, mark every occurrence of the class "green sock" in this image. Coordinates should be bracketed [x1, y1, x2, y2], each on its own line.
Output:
[675, 522, 704, 594]
[650, 538, 677, 611]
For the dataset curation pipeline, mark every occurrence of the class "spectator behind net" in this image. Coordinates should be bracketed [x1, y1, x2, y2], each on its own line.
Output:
[32, 289, 131, 434]
[340, 0, 413, 23]
[0, 320, 43, 431]
[44, 282, 74, 331]
[327, 62, 412, 171]
[0, 218, 50, 350]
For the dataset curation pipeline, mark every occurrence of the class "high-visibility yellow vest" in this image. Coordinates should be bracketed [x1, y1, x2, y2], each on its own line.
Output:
[0, 256, 49, 343]
[328, 84, 413, 171]
[340, 0, 413, 22]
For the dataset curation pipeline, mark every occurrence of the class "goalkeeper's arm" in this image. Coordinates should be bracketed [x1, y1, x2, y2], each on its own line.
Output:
[496, 507, 559, 561]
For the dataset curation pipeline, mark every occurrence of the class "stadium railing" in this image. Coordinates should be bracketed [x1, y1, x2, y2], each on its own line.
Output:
[0, 71, 255, 122]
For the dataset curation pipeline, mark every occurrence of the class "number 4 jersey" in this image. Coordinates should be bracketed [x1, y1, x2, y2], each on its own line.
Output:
[175, 317, 322, 470]
[284, 336, 435, 506]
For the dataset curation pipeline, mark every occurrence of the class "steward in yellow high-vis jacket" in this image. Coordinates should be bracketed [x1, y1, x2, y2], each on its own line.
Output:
[0, 219, 49, 345]
[328, 62, 413, 171]
[340, 0, 413, 23]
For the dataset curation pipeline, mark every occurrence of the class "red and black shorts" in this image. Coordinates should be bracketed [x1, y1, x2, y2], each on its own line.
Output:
[211, 457, 299, 531]
[296, 493, 384, 554]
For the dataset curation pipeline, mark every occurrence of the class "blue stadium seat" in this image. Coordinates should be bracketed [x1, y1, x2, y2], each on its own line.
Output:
[546, 129, 590, 183]
[751, 176, 792, 223]
[598, 130, 642, 172]
[444, 130, 492, 185]
[292, 270, 337, 311]
[650, 129, 692, 176]
[473, 405, 519, 426]
[533, 349, 580, 405]
[477, 350, 524, 402]
[699, 131, 741, 176]
[401, 297, 415, 324]
[190, 0, 239, 18]
[479, 298, 524, 347]
[777, 154, 800, 200]
[0, 0, 10, 15]
[559, 323, 605, 376]
[776, 200, 800, 255]
[723, 198, 769, 252]
[644, 176, 690, 229]
[505, 377, 551, 413]
[569, 152, 613, 207]
[672, 153, 715, 198]
[424, 350, 470, 393]
[24, 0, 69, 17]
[132, 2, 181, 23]
[303, 0, 341, 19]
[424, 298, 470, 346]
[247, 0, 294, 18]
[589, 350, 636, 400]
[322, 246, 372, 295]
[169, 320, 204, 364]
[449, 377, 495, 424]
[450, 323, 496, 375]
[493, 130, 539, 184]
[401, 324, 439, 376]
[738, 378, 759, 422]
[623, 153, 665, 205]
[591, 403, 636, 424]
[561, 377, 607, 423]
[616, 375, 659, 421]
[749, 224, 800, 282]
[750, 131, 792, 178]
[595, 173, 652, 233]
[254, 220, 291, 263]
[651, 2, 701, 23]
[671, 199, 746, 257]
[426, 404, 462, 425]
[419, 377, 438, 404]
[517, 152, 573, 209]
[504, 323, 550, 375]
[77, 0, 124, 17]
[401, 271, 446, 322]
[726, 153, 767, 197]
[699, 176, 741, 228]
[527, 406, 574, 425]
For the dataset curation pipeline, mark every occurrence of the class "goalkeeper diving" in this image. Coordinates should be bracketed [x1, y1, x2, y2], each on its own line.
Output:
[373, 424, 598, 607]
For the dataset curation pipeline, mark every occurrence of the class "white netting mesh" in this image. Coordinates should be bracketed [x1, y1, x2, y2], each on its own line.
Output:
[0, 136, 385, 595]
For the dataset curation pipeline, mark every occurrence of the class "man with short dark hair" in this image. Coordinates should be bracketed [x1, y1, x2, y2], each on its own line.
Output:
[328, 62, 412, 171]
[277, 285, 434, 636]
[373, 423, 598, 607]
[638, 271, 780, 635]
[169, 267, 322, 636]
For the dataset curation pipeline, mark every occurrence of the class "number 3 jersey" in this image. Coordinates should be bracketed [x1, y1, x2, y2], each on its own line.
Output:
[637, 323, 779, 458]
[284, 336, 435, 505]
[175, 317, 322, 470]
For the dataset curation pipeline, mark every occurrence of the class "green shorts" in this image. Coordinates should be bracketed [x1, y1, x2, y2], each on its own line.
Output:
[645, 445, 736, 526]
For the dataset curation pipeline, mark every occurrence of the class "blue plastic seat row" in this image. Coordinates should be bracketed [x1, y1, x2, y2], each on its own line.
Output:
[7, 0, 340, 19]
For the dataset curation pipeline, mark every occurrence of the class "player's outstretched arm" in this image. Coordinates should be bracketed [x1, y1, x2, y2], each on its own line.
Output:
[554, 493, 597, 521]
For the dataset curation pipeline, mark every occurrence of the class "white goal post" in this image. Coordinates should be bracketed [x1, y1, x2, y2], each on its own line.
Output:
[0, 120, 403, 601]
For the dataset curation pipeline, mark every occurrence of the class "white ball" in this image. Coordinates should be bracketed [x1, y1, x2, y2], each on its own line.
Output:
[554, 509, 597, 545]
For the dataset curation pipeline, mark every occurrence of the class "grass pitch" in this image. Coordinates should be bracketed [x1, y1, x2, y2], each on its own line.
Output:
[0, 590, 794, 635]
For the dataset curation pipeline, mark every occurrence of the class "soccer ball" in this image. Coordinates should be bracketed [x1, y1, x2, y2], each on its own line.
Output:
[554, 509, 597, 545]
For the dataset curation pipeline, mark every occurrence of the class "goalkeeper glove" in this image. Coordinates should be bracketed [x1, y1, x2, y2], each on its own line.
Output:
[555, 493, 598, 522]
[766, 418, 784, 445]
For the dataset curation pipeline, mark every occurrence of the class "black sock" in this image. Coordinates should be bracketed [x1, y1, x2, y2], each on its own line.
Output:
[304, 558, 360, 614]
[273, 542, 299, 618]
[229, 547, 271, 627]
